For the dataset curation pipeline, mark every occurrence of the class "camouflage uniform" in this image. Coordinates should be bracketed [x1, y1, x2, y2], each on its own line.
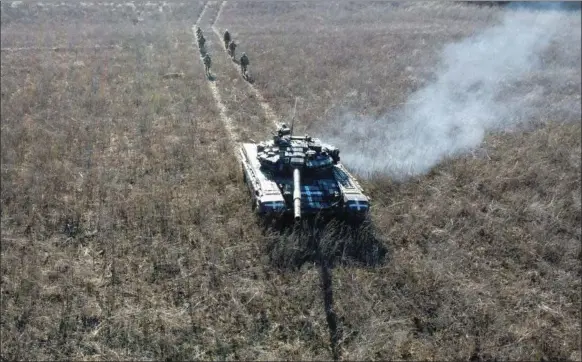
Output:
[223, 30, 231, 49]
[203, 53, 211, 78]
[240, 52, 249, 76]
[228, 41, 237, 61]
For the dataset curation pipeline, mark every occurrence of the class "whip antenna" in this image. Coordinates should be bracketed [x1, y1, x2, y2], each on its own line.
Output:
[290, 97, 298, 136]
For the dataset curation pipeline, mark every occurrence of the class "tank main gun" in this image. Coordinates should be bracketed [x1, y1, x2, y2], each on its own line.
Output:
[293, 168, 301, 220]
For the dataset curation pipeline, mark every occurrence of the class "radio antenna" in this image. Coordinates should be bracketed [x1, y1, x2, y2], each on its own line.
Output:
[290, 97, 298, 136]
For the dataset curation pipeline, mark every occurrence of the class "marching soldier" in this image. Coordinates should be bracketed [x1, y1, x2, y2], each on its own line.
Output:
[240, 52, 249, 78]
[223, 29, 231, 49]
[203, 53, 212, 78]
[228, 41, 237, 61]
[198, 35, 206, 53]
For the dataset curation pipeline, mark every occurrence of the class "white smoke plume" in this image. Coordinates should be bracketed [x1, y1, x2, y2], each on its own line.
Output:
[326, 3, 581, 181]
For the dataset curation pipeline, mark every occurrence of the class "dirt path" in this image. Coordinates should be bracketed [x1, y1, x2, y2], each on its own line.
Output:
[195, 1, 210, 28]
[192, 1, 241, 152]
[212, 0, 279, 127]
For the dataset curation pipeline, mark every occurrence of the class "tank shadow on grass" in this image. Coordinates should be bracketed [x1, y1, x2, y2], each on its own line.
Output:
[260, 216, 389, 360]
[262, 216, 389, 270]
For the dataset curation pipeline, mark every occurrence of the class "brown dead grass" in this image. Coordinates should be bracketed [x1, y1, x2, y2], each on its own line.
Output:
[2, 1, 581, 361]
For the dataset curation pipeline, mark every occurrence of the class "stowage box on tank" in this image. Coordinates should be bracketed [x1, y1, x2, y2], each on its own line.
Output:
[239, 123, 370, 223]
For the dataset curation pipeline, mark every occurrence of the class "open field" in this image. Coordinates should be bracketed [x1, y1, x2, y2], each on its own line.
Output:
[2, 1, 581, 361]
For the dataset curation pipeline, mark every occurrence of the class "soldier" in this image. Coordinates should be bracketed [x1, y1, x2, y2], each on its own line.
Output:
[240, 52, 249, 77]
[198, 35, 206, 53]
[203, 53, 212, 78]
[223, 29, 231, 49]
[228, 41, 236, 61]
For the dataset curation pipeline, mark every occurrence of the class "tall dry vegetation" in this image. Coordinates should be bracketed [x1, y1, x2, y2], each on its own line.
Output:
[217, 2, 506, 130]
[2, 1, 581, 361]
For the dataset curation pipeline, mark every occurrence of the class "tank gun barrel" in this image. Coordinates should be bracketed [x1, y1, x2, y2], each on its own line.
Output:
[293, 168, 301, 221]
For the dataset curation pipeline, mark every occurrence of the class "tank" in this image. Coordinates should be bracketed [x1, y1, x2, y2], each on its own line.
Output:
[239, 123, 370, 222]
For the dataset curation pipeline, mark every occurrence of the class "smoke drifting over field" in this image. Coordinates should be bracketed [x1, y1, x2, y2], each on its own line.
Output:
[328, 4, 581, 180]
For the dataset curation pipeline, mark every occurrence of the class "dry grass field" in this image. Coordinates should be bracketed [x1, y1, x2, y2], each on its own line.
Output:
[2, 1, 581, 361]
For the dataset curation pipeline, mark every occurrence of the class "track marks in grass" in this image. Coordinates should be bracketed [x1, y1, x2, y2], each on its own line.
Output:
[213, 0, 279, 127]
[192, 2, 241, 152]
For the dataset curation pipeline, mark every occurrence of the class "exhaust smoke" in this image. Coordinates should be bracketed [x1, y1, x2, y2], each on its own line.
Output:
[326, 3, 581, 181]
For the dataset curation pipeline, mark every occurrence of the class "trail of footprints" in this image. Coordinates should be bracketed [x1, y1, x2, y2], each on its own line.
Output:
[211, 1, 279, 128]
[192, 1, 242, 154]
[191, 0, 282, 162]
[194, 0, 281, 157]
